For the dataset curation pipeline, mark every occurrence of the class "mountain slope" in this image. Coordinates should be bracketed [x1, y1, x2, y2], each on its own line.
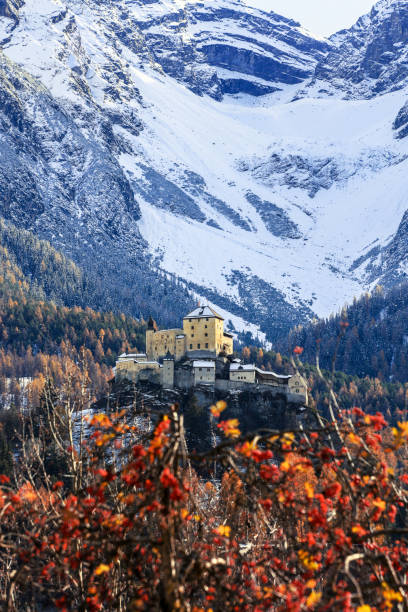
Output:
[1, 0, 408, 340]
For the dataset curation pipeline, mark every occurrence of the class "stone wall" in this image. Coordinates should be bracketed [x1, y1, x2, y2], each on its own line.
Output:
[182, 316, 233, 356]
[230, 369, 256, 383]
[175, 367, 193, 390]
[162, 359, 175, 389]
[193, 366, 215, 386]
[116, 361, 161, 385]
[146, 328, 184, 361]
[214, 379, 307, 405]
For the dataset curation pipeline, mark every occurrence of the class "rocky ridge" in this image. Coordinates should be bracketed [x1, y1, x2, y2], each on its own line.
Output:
[310, 0, 408, 98]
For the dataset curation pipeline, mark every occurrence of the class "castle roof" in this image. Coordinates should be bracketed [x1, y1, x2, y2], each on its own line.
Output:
[147, 316, 158, 331]
[118, 353, 147, 361]
[192, 360, 216, 369]
[255, 368, 291, 380]
[229, 363, 292, 380]
[230, 363, 256, 372]
[184, 305, 224, 320]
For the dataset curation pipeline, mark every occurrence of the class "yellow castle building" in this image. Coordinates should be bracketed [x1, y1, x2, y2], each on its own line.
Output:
[145, 305, 234, 362]
[114, 304, 308, 405]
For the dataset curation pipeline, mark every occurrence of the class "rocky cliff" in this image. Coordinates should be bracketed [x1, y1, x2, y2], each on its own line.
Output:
[96, 379, 312, 452]
[313, 0, 408, 97]
[122, 0, 329, 99]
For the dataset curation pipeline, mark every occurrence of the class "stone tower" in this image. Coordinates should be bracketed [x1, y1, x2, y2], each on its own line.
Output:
[145, 316, 158, 360]
[162, 353, 175, 389]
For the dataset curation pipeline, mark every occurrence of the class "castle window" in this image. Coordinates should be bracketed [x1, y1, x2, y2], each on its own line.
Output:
[191, 326, 194, 330]
[205, 333, 208, 337]
[190, 344, 192, 349]
[189, 319, 192, 322]
[192, 334, 194, 338]
[205, 343, 208, 348]
[198, 344, 201, 349]
[205, 325, 207, 329]
[206, 318, 208, 321]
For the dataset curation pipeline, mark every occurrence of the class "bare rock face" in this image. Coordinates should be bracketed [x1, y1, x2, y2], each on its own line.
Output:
[0, 0, 23, 22]
[394, 100, 408, 138]
[313, 0, 408, 97]
[99, 380, 313, 451]
[357, 210, 408, 288]
[0, 53, 141, 234]
[118, 0, 330, 100]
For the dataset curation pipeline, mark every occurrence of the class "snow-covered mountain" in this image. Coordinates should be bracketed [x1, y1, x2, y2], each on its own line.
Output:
[313, 0, 408, 98]
[1, 0, 408, 340]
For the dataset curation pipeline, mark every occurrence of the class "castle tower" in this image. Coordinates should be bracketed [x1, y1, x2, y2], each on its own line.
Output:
[183, 305, 233, 356]
[146, 316, 157, 360]
[162, 353, 175, 389]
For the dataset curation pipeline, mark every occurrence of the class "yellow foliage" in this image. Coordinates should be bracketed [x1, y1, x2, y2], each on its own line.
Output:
[306, 591, 322, 607]
[94, 564, 110, 575]
[215, 525, 231, 537]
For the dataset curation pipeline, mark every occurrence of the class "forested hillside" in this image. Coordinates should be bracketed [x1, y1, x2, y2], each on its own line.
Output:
[278, 282, 408, 383]
[239, 344, 408, 424]
[0, 219, 146, 366]
[0, 297, 146, 367]
[0, 221, 148, 411]
[0, 219, 105, 306]
[0, 218, 195, 329]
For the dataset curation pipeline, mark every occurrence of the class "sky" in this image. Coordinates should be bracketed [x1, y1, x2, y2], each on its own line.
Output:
[248, 0, 376, 37]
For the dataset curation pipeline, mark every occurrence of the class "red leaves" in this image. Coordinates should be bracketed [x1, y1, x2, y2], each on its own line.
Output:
[94, 468, 108, 479]
[259, 464, 280, 482]
[41, 561, 55, 580]
[148, 416, 171, 461]
[160, 468, 178, 489]
[323, 482, 342, 499]
[388, 504, 397, 523]
[319, 447, 336, 462]
[144, 479, 154, 491]
[160, 468, 184, 502]
[259, 499, 273, 512]
[121, 469, 141, 487]
[4, 403, 408, 612]
[55, 595, 67, 610]
[333, 528, 351, 550]
[237, 441, 273, 462]
[132, 445, 146, 459]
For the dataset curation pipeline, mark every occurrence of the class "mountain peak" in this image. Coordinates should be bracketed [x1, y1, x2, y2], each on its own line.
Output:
[314, 0, 408, 97]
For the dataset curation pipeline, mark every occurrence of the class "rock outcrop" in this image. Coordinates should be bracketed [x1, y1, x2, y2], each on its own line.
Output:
[121, 0, 329, 100]
[96, 379, 312, 453]
[313, 0, 408, 97]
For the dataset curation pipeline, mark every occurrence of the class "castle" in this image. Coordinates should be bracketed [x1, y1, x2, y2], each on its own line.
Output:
[115, 305, 308, 404]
